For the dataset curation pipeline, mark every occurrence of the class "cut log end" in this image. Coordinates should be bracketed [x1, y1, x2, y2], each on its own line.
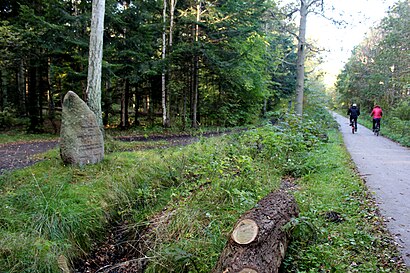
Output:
[213, 190, 299, 273]
[231, 219, 259, 245]
[239, 268, 258, 273]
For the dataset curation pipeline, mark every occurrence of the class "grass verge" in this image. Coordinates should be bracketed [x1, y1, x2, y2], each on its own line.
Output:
[282, 130, 407, 272]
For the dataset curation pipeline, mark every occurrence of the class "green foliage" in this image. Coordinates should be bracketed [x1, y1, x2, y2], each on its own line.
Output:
[390, 99, 410, 121]
[0, 107, 17, 129]
[0, 0, 297, 130]
[334, 0, 409, 113]
[0, 110, 330, 272]
[0, 107, 30, 131]
[385, 117, 410, 146]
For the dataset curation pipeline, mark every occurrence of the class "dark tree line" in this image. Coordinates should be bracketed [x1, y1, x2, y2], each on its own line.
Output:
[0, 0, 298, 132]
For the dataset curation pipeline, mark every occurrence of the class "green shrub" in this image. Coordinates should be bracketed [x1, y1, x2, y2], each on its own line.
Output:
[0, 107, 17, 129]
[390, 99, 410, 121]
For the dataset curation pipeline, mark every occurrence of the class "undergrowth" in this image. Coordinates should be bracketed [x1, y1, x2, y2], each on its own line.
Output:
[0, 107, 406, 272]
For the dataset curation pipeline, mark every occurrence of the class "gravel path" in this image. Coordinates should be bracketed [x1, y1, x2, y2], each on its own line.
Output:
[333, 112, 410, 268]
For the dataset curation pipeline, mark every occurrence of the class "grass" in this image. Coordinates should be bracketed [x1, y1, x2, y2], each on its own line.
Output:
[0, 131, 58, 145]
[282, 130, 407, 272]
[0, 108, 407, 272]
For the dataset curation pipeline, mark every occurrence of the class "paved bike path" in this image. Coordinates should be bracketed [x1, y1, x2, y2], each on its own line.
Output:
[333, 112, 410, 267]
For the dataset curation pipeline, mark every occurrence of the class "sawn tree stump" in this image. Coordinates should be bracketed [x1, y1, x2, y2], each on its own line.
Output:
[212, 190, 299, 273]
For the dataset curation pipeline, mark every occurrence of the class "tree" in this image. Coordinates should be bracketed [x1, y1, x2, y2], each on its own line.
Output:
[294, 0, 323, 116]
[161, 0, 169, 128]
[86, 0, 105, 130]
[334, 0, 409, 113]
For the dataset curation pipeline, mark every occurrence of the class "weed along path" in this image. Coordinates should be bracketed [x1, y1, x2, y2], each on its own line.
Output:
[333, 112, 410, 267]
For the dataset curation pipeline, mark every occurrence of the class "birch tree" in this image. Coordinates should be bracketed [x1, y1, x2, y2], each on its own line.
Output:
[161, 0, 177, 128]
[86, 0, 105, 130]
[295, 0, 323, 116]
[294, 0, 308, 116]
[161, 0, 169, 127]
[191, 0, 201, 128]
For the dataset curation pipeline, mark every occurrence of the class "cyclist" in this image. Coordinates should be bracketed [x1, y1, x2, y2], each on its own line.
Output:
[371, 105, 383, 132]
[347, 103, 360, 132]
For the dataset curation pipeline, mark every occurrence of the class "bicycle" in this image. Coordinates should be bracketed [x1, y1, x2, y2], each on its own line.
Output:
[349, 118, 357, 134]
[374, 123, 380, 136]
[350, 120, 355, 134]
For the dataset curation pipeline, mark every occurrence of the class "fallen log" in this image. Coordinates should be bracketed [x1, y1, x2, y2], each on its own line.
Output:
[212, 190, 299, 273]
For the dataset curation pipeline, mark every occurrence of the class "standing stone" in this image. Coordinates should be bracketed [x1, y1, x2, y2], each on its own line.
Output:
[60, 91, 104, 166]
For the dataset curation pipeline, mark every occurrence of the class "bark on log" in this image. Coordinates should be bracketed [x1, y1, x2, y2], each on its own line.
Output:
[212, 190, 299, 273]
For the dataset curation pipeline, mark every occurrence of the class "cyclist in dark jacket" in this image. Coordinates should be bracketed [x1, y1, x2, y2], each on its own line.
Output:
[347, 103, 360, 132]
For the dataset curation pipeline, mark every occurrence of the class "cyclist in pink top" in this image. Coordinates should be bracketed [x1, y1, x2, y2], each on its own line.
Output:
[370, 105, 383, 132]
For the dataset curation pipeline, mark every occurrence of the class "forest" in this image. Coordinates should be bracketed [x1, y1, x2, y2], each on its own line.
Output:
[0, 0, 408, 134]
[0, 0, 300, 133]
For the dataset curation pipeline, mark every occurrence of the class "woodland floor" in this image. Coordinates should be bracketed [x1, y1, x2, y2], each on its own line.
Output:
[1, 126, 410, 271]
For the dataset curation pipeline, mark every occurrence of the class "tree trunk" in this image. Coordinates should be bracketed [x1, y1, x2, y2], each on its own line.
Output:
[18, 59, 26, 116]
[39, 57, 50, 125]
[212, 190, 299, 273]
[120, 79, 130, 129]
[86, 0, 105, 131]
[102, 80, 111, 126]
[0, 70, 7, 112]
[166, 0, 177, 127]
[182, 72, 188, 130]
[295, 0, 307, 116]
[169, 0, 176, 49]
[27, 64, 40, 132]
[134, 84, 140, 126]
[161, 0, 170, 128]
[191, 0, 201, 128]
[263, 97, 267, 117]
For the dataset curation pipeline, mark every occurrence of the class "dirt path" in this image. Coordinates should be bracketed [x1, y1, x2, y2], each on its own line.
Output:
[0, 132, 228, 174]
[0, 140, 59, 175]
[333, 112, 410, 268]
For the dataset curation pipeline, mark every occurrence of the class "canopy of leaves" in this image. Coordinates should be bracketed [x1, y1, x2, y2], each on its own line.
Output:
[335, 0, 409, 114]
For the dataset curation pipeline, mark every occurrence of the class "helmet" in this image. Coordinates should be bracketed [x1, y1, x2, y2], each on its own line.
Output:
[352, 103, 357, 107]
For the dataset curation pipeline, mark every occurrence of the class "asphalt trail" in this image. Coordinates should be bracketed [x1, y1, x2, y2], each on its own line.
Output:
[333, 112, 410, 267]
